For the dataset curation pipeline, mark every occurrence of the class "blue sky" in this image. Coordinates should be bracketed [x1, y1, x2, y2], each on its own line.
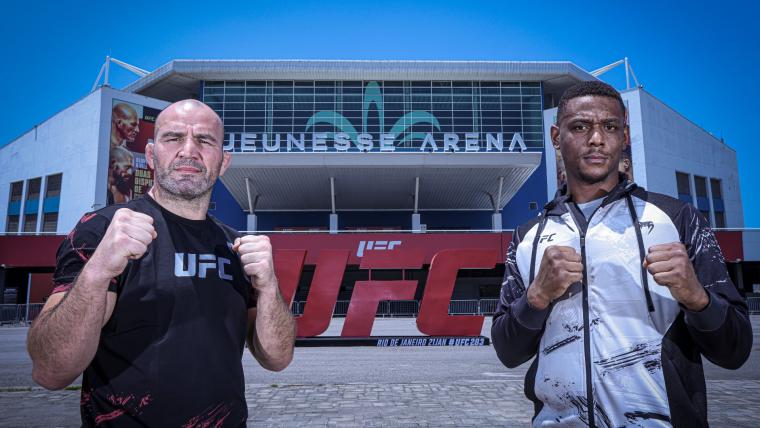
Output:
[1, 0, 758, 225]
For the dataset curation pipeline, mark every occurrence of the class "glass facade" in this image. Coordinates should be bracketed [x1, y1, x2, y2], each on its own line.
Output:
[202, 80, 543, 152]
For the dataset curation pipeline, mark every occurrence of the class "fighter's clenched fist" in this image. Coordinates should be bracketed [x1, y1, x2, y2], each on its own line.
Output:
[527, 245, 584, 310]
[89, 208, 157, 280]
[644, 242, 709, 311]
[233, 235, 277, 292]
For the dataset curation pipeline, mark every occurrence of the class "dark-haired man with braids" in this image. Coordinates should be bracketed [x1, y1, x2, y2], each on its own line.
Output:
[491, 81, 751, 427]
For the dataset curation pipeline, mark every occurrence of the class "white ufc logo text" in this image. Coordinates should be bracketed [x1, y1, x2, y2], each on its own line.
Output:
[174, 253, 233, 280]
[356, 240, 402, 257]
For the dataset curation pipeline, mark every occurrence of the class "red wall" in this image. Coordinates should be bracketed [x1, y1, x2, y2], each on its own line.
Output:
[0, 230, 747, 269]
[29, 273, 55, 303]
[0, 235, 63, 267]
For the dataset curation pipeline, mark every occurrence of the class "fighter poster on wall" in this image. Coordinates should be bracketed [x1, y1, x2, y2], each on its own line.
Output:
[107, 99, 161, 205]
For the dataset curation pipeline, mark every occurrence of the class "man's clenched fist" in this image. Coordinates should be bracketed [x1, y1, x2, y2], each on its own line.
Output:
[233, 235, 277, 292]
[644, 242, 709, 311]
[89, 208, 157, 281]
[528, 246, 583, 310]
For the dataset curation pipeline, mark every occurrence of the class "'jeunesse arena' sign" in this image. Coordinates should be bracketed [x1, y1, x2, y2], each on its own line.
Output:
[224, 131, 528, 153]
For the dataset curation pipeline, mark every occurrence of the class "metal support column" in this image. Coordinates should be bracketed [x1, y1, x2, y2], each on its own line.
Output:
[0, 267, 6, 304]
[245, 177, 257, 232]
[104, 55, 111, 87]
[329, 177, 338, 234]
[734, 263, 746, 293]
[492, 177, 504, 232]
[412, 177, 422, 233]
[25, 273, 31, 324]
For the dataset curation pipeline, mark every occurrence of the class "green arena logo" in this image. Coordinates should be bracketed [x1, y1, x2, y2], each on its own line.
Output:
[224, 81, 527, 153]
[305, 81, 440, 147]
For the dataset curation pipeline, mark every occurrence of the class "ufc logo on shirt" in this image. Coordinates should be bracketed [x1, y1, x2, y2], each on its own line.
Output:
[539, 233, 556, 244]
[174, 253, 233, 280]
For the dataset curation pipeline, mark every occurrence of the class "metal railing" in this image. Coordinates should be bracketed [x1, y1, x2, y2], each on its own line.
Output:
[290, 297, 760, 317]
[9, 228, 760, 238]
[478, 299, 500, 315]
[289, 299, 501, 318]
[747, 297, 760, 315]
[449, 300, 479, 315]
[5, 297, 757, 326]
[0, 304, 45, 325]
[0, 230, 515, 237]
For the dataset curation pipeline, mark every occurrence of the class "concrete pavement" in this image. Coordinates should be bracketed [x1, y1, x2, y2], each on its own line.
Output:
[1, 317, 758, 427]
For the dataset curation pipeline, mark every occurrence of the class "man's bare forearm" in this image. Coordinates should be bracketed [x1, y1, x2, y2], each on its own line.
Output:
[248, 284, 295, 371]
[27, 264, 111, 389]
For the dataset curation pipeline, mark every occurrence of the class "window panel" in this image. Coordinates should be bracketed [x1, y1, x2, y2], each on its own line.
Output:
[10, 181, 23, 202]
[714, 211, 726, 228]
[502, 102, 522, 111]
[225, 87, 245, 95]
[676, 172, 692, 198]
[23, 214, 37, 233]
[521, 87, 542, 95]
[694, 176, 708, 197]
[244, 119, 266, 126]
[26, 178, 41, 200]
[710, 178, 722, 200]
[42, 212, 58, 233]
[204, 87, 224, 95]
[6, 181, 23, 233]
[5, 215, 19, 233]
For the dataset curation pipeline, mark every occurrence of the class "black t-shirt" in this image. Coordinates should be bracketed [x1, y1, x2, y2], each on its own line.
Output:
[52, 196, 255, 427]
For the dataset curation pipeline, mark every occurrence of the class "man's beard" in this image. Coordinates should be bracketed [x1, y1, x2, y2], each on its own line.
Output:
[113, 172, 132, 194]
[154, 156, 219, 201]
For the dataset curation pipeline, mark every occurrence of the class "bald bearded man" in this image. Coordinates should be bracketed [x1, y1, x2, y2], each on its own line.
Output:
[28, 100, 296, 427]
[107, 146, 134, 204]
[110, 103, 140, 149]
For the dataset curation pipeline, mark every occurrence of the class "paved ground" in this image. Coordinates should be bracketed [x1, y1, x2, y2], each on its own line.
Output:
[1, 317, 759, 427]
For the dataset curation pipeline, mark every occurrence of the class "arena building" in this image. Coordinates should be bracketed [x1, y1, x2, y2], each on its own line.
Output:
[0, 60, 756, 322]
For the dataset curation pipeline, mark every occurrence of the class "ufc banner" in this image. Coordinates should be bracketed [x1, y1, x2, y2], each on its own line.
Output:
[269, 233, 509, 338]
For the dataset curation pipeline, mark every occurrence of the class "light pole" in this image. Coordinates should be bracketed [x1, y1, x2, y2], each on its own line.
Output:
[25, 273, 31, 324]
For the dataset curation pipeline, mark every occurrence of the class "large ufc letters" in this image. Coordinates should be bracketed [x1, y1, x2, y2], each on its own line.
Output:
[272, 248, 500, 338]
